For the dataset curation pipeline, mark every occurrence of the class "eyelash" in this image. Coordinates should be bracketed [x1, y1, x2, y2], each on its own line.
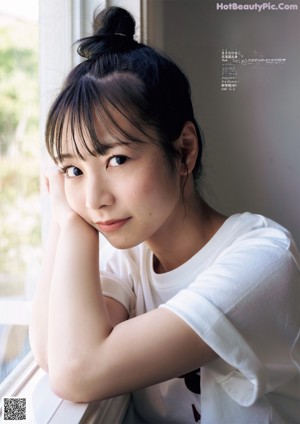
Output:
[107, 155, 128, 167]
[59, 155, 129, 178]
[59, 166, 82, 178]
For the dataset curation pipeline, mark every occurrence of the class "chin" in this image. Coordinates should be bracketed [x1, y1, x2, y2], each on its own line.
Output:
[102, 235, 141, 250]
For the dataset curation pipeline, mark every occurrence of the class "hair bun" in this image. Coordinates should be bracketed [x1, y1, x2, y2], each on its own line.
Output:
[77, 6, 137, 59]
[93, 6, 135, 39]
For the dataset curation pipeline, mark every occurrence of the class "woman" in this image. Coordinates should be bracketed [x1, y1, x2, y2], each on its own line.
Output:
[29, 6, 300, 423]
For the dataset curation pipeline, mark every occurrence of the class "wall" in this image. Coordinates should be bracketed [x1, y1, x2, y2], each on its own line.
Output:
[147, 0, 300, 246]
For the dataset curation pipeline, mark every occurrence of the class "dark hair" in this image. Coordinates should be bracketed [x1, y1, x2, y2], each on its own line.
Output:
[46, 6, 203, 181]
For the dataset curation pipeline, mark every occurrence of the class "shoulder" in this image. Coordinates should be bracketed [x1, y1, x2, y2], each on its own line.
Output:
[223, 212, 296, 253]
[203, 212, 299, 275]
[217, 213, 300, 276]
[195, 212, 300, 302]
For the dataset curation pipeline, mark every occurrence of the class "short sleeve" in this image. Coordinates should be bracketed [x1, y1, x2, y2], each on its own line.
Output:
[160, 233, 300, 406]
[101, 270, 135, 314]
[100, 243, 136, 316]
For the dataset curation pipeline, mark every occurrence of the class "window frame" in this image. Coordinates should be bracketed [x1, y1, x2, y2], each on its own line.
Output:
[0, 0, 146, 421]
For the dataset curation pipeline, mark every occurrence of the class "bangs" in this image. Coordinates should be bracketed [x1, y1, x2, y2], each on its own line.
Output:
[45, 73, 156, 163]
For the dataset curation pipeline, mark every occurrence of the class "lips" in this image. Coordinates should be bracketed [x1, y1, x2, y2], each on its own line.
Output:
[95, 217, 131, 233]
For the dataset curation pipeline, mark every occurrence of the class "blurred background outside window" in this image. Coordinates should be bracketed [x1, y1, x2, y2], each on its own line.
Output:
[0, 0, 40, 384]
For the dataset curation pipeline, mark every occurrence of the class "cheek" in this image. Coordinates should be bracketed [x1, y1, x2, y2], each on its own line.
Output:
[127, 173, 159, 200]
[132, 171, 179, 211]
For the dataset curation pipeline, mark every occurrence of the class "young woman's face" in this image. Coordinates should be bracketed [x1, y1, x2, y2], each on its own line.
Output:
[58, 114, 185, 249]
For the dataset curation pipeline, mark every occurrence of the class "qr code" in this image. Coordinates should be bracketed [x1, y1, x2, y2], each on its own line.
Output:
[2, 397, 26, 421]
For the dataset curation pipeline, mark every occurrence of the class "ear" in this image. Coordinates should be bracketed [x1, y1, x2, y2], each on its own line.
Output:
[176, 121, 199, 175]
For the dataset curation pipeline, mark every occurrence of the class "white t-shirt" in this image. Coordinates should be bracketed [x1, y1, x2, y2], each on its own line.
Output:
[100, 213, 300, 424]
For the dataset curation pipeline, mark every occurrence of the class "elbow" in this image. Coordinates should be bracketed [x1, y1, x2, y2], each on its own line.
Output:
[48, 360, 97, 403]
[30, 344, 90, 401]
[49, 377, 80, 402]
[49, 371, 83, 402]
[48, 345, 115, 402]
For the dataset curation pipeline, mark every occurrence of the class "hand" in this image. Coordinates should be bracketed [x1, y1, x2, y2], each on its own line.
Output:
[43, 163, 80, 228]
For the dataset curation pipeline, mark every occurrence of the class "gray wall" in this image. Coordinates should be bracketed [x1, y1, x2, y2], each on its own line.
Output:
[147, 0, 300, 246]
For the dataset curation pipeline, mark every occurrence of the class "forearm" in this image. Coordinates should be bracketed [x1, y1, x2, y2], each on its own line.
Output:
[47, 216, 112, 387]
[42, 218, 216, 404]
[29, 221, 60, 371]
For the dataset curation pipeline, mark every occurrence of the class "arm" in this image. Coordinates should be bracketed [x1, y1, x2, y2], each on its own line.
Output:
[29, 170, 128, 371]
[29, 220, 59, 371]
[49, 221, 215, 402]
[29, 221, 126, 370]
[36, 170, 217, 402]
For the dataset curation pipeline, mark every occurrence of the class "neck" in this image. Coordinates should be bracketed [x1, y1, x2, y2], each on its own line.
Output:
[148, 191, 226, 274]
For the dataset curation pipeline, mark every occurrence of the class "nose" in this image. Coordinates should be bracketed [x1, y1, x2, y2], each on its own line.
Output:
[85, 175, 114, 210]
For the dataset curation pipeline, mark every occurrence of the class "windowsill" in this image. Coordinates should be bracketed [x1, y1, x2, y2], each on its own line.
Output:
[0, 353, 130, 423]
[31, 371, 89, 423]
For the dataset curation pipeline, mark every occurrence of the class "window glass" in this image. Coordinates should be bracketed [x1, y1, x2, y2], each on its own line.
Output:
[0, 0, 40, 384]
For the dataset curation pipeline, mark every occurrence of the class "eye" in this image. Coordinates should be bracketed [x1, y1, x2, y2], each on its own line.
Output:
[107, 155, 128, 167]
[61, 166, 83, 178]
